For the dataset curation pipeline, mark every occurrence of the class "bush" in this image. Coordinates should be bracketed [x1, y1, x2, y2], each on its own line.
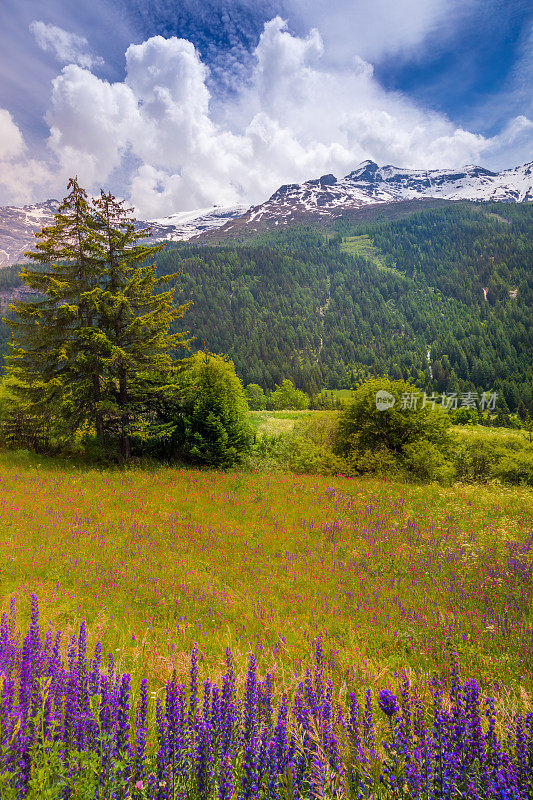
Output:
[281, 412, 346, 475]
[245, 383, 267, 410]
[334, 378, 453, 479]
[492, 450, 533, 485]
[450, 407, 478, 425]
[403, 440, 455, 484]
[452, 429, 533, 484]
[267, 379, 309, 410]
[181, 352, 252, 467]
[0, 376, 53, 452]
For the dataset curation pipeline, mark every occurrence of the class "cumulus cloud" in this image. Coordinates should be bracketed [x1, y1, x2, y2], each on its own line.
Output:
[0, 109, 55, 204]
[4, 15, 533, 214]
[30, 20, 104, 68]
[0, 109, 25, 160]
[286, 0, 473, 64]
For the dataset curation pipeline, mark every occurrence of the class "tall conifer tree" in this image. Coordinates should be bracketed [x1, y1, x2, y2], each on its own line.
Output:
[5, 179, 190, 458]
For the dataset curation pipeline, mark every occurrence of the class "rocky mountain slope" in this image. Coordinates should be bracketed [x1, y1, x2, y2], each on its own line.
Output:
[194, 160, 533, 241]
[0, 161, 530, 264]
[0, 200, 60, 267]
[0, 201, 247, 267]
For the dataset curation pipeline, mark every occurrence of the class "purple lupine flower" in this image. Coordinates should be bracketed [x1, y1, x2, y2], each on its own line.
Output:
[243, 653, 258, 746]
[115, 673, 132, 761]
[258, 724, 271, 786]
[196, 716, 214, 800]
[348, 693, 366, 767]
[76, 621, 89, 750]
[135, 679, 149, 782]
[464, 679, 486, 766]
[399, 673, 412, 747]
[261, 672, 274, 730]
[189, 643, 199, 726]
[156, 697, 170, 794]
[219, 750, 234, 800]
[378, 690, 399, 719]
[515, 715, 528, 795]
[267, 738, 279, 800]
[363, 689, 376, 759]
[210, 683, 222, 754]
[1, 596, 531, 798]
[203, 679, 211, 725]
[89, 641, 102, 696]
[241, 731, 261, 800]
[274, 695, 289, 771]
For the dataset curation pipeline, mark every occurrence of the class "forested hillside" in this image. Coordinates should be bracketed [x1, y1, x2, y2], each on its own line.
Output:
[159, 203, 532, 410]
[1, 202, 531, 410]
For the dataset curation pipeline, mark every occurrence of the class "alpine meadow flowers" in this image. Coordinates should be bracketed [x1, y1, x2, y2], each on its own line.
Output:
[0, 596, 531, 799]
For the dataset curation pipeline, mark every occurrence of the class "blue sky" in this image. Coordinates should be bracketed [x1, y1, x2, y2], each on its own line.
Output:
[0, 0, 531, 213]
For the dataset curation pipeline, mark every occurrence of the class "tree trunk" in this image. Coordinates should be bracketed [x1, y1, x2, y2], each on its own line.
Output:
[119, 369, 130, 460]
[92, 374, 105, 445]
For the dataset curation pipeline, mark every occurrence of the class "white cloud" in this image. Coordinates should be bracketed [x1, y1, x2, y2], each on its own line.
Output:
[30, 20, 104, 68]
[0, 109, 54, 204]
[0, 109, 25, 160]
[286, 0, 474, 65]
[3, 15, 533, 214]
[47, 64, 137, 187]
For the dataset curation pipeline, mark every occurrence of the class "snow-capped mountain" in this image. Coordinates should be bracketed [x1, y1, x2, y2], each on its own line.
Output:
[0, 161, 531, 265]
[0, 201, 248, 267]
[0, 200, 60, 267]
[199, 161, 532, 239]
[149, 204, 249, 241]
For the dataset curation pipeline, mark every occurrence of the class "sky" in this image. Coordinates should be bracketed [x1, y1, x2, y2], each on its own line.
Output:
[0, 0, 531, 216]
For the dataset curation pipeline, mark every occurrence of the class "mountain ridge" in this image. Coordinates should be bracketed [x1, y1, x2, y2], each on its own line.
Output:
[192, 160, 533, 242]
[0, 160, 531, 265]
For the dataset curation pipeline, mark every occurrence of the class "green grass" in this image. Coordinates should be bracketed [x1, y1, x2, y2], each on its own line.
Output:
[339, 235, 404, 277]
[249, 410, 316, 436]
[1, 452, 531, 704]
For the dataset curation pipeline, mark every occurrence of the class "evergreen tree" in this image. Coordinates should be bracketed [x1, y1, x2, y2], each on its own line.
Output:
[5, 179, 101, 440]
[4, 179, 190, 459]
[244, 383, 267, 410]
[181, 352, 252, 467]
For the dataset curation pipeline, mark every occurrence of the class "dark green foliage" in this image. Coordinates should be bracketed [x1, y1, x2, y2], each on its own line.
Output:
[3, 180, 190, 459]
[453, 429, 533, 485]
[277, 412, 345, 475]
[2, 202, 531, 411]
[245, 383, 267, 410]
[334, 377, 453, 480]
[180, 352, 252, 467]
[267, 379, 309, 410]
[150, 203, 532, 408]
[0, 376, 52, 452]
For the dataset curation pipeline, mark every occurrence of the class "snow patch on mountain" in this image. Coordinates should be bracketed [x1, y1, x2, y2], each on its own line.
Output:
[149, 205, 249, 241]
[246, 161, 533, 226]
[0, 161, 531, 265]
[0, 201, 249, 267]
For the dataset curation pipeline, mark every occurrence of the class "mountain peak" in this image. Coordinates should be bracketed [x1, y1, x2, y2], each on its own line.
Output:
[196, 160, 532, 240]
[1, 162, 531, 264]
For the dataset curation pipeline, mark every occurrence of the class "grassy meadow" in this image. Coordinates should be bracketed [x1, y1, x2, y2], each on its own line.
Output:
[1, 449, 532, 708]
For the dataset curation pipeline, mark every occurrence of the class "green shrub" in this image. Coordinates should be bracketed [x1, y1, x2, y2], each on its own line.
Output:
[451, 429, 533, 484]
[267, 380, 309, 410]
[334, 378, 452, 481]
[403, 440, 455, 484]
[281, 412, 346, 475]
[181, 352, 253, 467]
[245, 383, 267, 410]
[349, 445, 401, 476]
[492, 450, 533, 485]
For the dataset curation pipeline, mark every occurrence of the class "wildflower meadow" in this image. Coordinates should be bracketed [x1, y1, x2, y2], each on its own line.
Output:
[0, 453, 532, 795]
